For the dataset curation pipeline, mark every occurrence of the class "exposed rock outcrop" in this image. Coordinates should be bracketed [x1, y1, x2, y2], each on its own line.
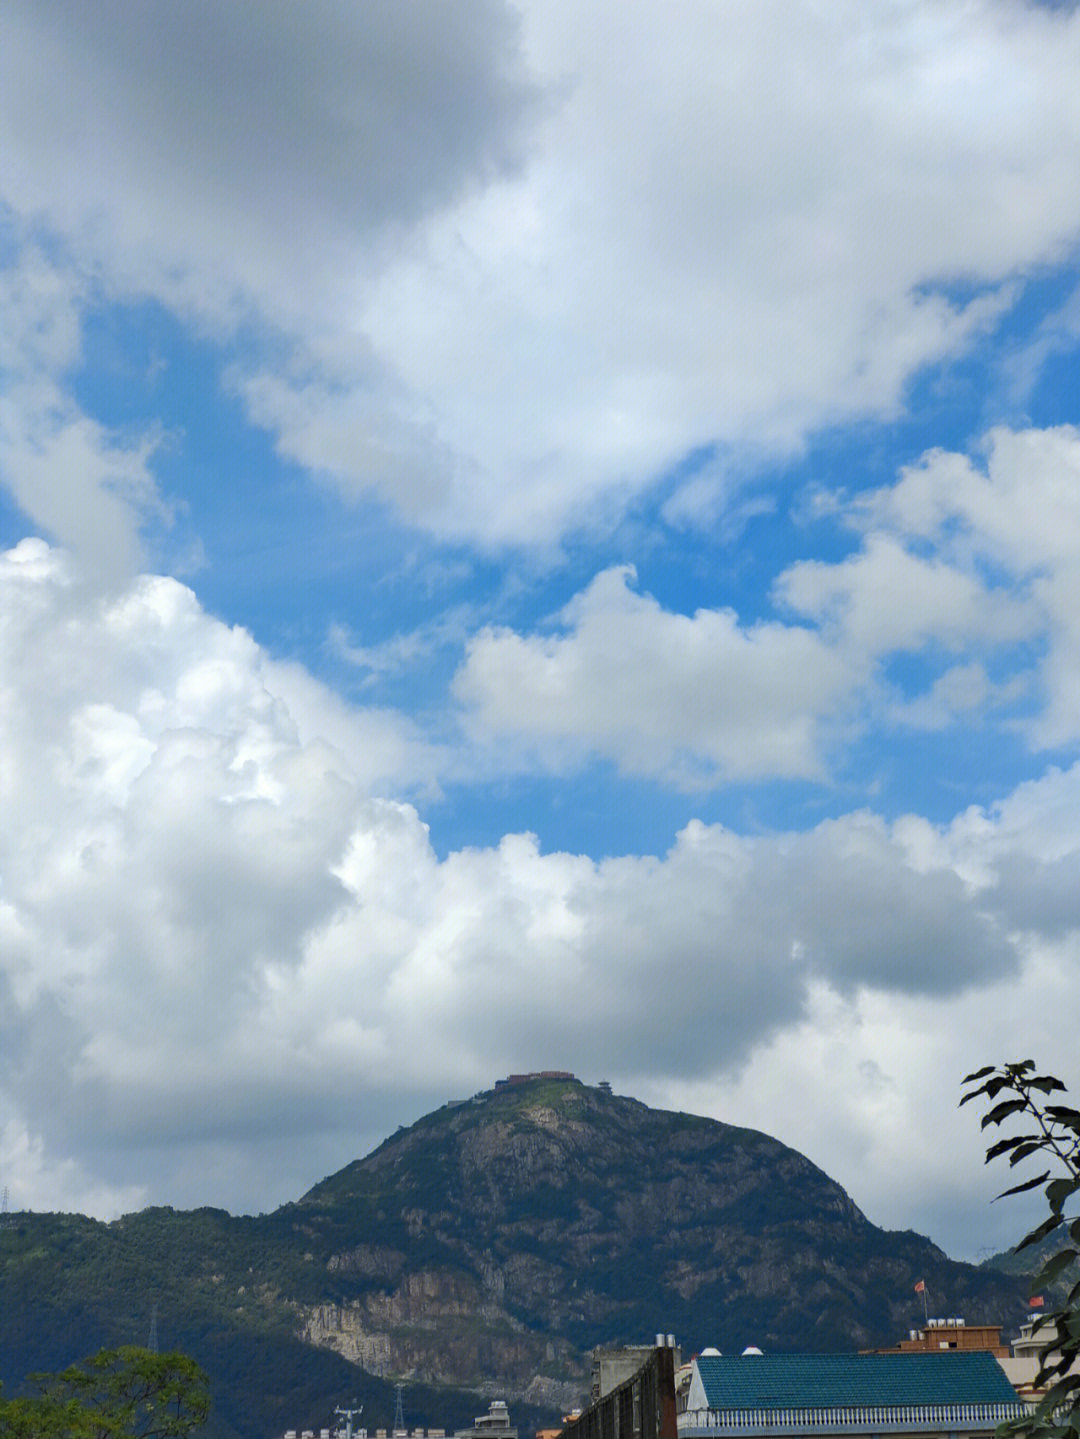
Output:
[287, 1076, 1033, 1398]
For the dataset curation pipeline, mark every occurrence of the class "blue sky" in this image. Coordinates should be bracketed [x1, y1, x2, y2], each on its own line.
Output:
[3, 0, 1080, 1262]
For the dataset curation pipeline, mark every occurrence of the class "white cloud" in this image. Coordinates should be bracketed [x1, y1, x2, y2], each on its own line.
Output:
[0, 246, 164, 579]
[452, 421, 1080, 784]
[776, 533, 1032, 656]
[343, 0, 1080, 542]
[0, 2, 541, 564]
[3, 538, 1079, 1235]
[454, 565, 858, 785]
[888, 661, 1008, 730]
[862, 425, 1080, 747]
[4, 4, 1080, 549]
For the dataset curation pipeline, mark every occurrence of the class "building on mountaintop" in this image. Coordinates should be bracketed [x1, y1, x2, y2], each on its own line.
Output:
[493, 1072, 578, 1089]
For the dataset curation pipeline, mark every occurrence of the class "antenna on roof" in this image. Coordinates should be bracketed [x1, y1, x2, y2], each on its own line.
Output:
[335, 1403, 363, 1439]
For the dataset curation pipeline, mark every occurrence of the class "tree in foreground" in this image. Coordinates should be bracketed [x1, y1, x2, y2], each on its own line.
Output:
[0, 1345, 210, 1439]
[962, 1061, 1080, 1438]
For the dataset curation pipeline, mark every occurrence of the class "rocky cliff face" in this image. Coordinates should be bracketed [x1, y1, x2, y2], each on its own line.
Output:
[283, 1077, 1031, 1401]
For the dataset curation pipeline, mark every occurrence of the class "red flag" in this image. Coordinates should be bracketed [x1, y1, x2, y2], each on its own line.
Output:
[1029, 1296, 1045, 1308]
[914, 1280, 925, 1293]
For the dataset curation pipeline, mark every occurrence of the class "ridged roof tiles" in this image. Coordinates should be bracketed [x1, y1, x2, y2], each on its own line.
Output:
[693, 1350, 1021, 1411]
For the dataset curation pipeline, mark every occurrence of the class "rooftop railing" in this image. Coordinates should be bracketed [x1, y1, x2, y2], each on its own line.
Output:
[678, 1401, 1029, 1432]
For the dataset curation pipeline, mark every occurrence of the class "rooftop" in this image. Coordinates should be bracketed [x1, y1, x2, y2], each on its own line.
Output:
[692, 1350, 1022, 1411]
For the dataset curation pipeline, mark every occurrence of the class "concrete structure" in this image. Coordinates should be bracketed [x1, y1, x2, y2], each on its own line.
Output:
[998, 1315, 1080, 1400]
[594, 1342, 681, 1404]
[455, 1401, 518, 1439]
[874, 1320, 1008, 1358]
[564, 1346, 678, 1439]
[679, 1350, 1027, 1439]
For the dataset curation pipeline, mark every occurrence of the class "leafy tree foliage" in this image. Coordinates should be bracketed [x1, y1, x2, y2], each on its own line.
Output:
[0, 1345, 209, 1439]
[962, 1061, 1080, 1437]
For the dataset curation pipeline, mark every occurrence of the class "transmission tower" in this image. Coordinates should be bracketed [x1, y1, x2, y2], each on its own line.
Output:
[147, 1303, 159, 1353]
[394, 1384, 405, 1434]
[1, 1186, 10, 1228]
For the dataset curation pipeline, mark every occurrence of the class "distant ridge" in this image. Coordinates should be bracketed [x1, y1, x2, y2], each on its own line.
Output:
[0, 1076, 1036, 1439]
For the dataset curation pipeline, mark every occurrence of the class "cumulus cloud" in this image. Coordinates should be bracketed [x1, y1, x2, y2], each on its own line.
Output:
[646, 934, 1080, 1262]
[0, 246, 163, 578]
[0, 0, 540, 565]
[860, 425, 1080, 747]
[3, 538, 1080, 1232]
[453, 423, 1080, 785]
[4, 3, 1080, 548]
[454, 565, 859, 785]
[0, 539, 439, 1147]
[344, 0, 1080, 542]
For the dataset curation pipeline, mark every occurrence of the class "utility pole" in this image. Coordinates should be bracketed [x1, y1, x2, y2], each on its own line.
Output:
[334, 1403, 363, 1439]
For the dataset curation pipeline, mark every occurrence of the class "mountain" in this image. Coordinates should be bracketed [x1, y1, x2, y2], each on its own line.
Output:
[0, 1076, 1038, 1437]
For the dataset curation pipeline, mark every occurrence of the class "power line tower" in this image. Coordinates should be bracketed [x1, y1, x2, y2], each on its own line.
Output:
[394, 1385, 405, 1434]
[1, 1186, 10, 1228]
[147, 1303, 159, 1353]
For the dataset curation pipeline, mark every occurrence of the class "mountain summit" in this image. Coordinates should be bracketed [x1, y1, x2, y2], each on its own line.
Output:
[0, 1076, 1034, 1436]
[290, 1075, 1027, 1403]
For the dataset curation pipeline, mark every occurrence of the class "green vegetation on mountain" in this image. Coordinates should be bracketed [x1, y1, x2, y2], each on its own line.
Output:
[0, 1078, 1040, 1439]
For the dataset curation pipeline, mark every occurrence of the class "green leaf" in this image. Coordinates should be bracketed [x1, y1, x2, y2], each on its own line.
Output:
[1017, 1214, 1065, 1251]
[1047, 1177, 1080, 1213]
[996, 1169, 1051, 1199]
[1030, 1077, 1069, 1095]
[1037, 1249, 1080, 1286]
[962, 1066, 996, 1084]
[986, 1134, 1040, 1160]
[982, 1098, 1028, 1127]
[962, 1075, 1013, 1106]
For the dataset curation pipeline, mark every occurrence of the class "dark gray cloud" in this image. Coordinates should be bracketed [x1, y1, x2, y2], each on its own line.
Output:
[2, 0, 541, 310]
[989, 850, 1080, 937]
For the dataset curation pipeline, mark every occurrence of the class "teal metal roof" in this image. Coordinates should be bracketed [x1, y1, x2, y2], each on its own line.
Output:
[694, 1351, 1021, 1411]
